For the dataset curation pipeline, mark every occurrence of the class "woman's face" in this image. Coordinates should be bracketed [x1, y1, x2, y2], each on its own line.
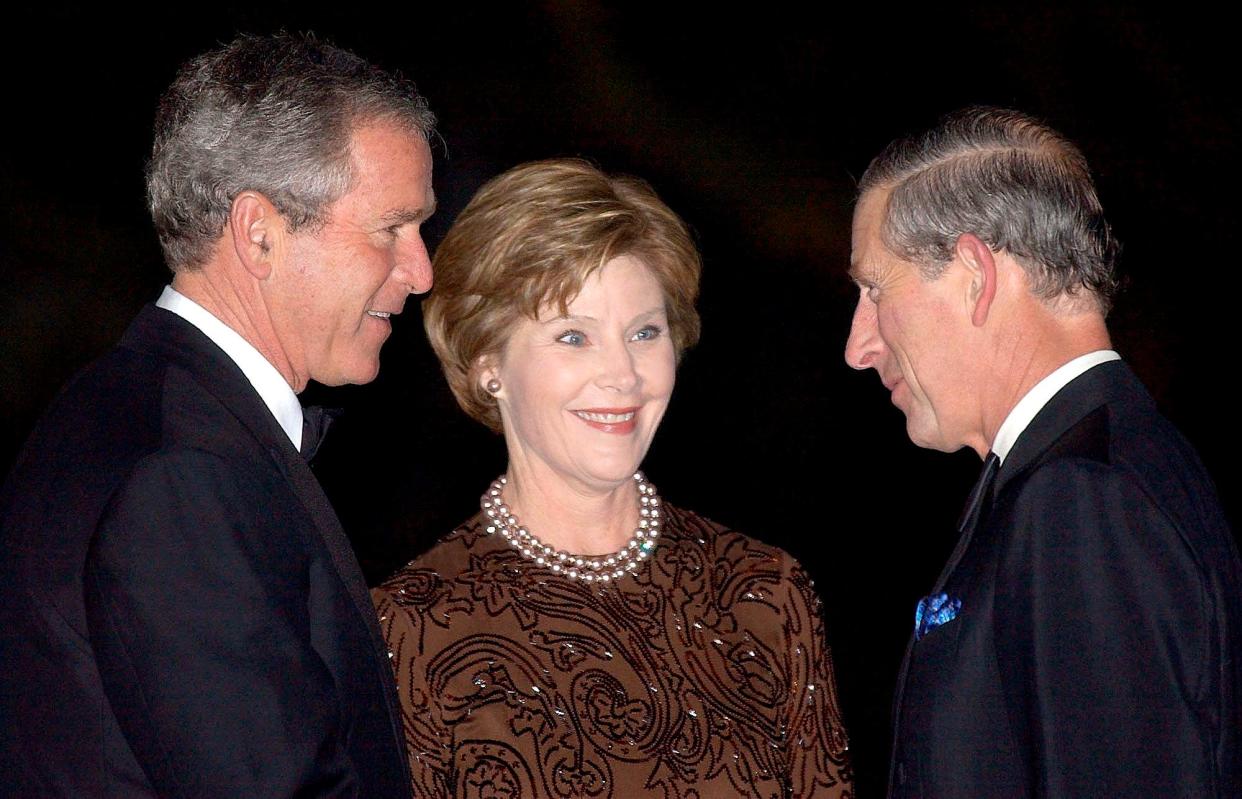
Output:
[486, 254, 676, 494]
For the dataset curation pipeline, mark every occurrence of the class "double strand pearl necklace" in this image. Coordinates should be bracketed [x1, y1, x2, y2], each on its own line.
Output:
[480, 472, 662, 583]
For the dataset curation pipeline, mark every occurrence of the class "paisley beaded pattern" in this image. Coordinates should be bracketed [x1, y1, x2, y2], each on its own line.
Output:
[374, 504, 853, 798]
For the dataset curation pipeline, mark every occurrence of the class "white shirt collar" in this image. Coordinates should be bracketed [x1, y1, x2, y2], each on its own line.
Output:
[156, 286, 303, 451]
[990, 350, 1121, 464]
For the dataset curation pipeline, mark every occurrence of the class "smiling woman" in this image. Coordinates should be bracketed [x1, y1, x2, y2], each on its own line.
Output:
[481, 254, 675, 509]
[372, 159, 853, 798]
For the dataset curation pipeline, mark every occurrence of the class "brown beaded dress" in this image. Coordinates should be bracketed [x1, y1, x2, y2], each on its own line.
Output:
[373, 503, 852, 798]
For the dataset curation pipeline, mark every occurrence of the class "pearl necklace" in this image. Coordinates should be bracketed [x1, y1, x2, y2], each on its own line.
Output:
[480, 472, 661, 582]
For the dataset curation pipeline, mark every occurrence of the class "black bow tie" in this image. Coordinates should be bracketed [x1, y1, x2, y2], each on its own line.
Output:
[301, 405, 342, 462]
[957, 451, 1000, 533]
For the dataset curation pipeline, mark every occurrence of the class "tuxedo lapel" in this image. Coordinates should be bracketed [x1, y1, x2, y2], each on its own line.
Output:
[122, 306, 293, 458]
[887, 451, 998, 797]
[994, 360, 1141, 497]
[931, 452, 1000, 595]
[915, 363, 1138, 619]
[265, 429, 410, 778]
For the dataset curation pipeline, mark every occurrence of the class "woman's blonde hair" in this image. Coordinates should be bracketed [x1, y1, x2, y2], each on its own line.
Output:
[425, 159, 702, 432]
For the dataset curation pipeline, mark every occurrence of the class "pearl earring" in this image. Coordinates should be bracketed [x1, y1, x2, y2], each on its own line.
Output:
[485, 378, 502, 394]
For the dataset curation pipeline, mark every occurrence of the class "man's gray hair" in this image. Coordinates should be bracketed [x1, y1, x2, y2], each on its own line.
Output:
[147, 32, 436, 271]
[859, 106, 1119, 312]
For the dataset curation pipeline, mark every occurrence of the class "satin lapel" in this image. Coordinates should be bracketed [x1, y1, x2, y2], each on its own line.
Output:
[927, 361, 1141, 597]
[122, 306, 293, 455]
[994, 360, 1141, 497]
[929, 454, 998, 594]
[266, 444, 385, 652]
[121, 306, 410, 781]
[265, 438, 411, 783]
[888, 453, 996, 799]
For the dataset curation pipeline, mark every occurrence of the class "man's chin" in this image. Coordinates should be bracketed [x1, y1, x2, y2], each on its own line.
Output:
[904, 417, 949, 453]
[316, 356, 383, 388]
[347, 365, 383, 386]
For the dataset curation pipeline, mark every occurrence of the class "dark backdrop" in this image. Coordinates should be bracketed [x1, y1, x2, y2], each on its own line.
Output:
[2, 4, 1237, 794]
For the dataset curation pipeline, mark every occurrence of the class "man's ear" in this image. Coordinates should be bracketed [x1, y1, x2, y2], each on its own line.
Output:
[955, 233, 998, 327]
[229, 192, 283, 280]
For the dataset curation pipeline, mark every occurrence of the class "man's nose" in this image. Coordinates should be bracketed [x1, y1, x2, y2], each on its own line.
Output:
[394, 231, 433, 295]
[844, 296, 880, 370]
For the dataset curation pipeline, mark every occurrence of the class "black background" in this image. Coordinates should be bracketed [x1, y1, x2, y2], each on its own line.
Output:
[2, 4, 1237, 794]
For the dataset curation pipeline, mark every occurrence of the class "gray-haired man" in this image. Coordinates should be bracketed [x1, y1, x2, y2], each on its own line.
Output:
[0, 33, 434, 796]
[847, 107, 1241, 797]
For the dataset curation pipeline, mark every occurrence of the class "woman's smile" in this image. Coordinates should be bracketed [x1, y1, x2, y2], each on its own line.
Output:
[571, 406, 640, 433]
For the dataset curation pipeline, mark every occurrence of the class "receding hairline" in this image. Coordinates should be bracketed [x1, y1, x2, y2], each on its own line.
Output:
[338, 117, 438, 217]
[861, 138, 1072, 195]
[848, 184, 896, 279]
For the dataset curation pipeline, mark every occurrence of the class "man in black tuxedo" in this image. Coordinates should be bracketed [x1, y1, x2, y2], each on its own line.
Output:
[846, 107, 1242, 797]
[0, 33, 435, 796]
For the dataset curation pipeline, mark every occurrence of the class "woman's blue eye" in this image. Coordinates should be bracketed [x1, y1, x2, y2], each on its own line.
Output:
[632, 325, 663, 342]
[556, 330, 586, 346]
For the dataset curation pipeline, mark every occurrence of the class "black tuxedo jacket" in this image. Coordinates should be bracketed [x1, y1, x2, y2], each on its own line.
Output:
[890, 361, 1242, 798]
[0, 306, 411, 797]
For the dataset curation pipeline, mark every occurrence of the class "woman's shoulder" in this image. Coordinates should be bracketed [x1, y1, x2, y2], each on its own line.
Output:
[372, 512, 493, 602]
[659, 503, 829, 643]
[661, 502, 807, 579]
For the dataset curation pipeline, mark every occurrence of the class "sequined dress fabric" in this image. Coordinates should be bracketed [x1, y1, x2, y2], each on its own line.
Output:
[373, 503, 852, 798]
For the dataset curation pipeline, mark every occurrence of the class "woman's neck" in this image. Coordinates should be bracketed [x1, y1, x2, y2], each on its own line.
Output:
[499, 463, 640, 556]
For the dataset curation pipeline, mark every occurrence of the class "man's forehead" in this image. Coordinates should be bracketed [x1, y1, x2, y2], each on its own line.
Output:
[849, 189, 892, 280]
[853, 188, 890, 235]
[343, 122, 436, 215]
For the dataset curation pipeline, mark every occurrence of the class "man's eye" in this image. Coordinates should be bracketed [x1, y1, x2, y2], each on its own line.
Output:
[556, 330, 586, 346]
[631, 325, 664, 342]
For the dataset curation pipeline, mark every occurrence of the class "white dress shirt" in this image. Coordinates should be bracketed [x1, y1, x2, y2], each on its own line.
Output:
[156, 286, 303, 451]
[990, 350, 1121, 464]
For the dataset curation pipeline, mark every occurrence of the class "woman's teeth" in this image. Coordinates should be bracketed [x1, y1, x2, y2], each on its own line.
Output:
[574, 411, 635, 423]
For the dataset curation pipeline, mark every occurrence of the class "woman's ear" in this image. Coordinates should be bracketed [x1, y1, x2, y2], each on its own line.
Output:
[476, 355, 503, 397]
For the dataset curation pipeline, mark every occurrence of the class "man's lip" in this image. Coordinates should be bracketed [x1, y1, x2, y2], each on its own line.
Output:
[366, 310, 399, 319]
[884, 376, 908, 408]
